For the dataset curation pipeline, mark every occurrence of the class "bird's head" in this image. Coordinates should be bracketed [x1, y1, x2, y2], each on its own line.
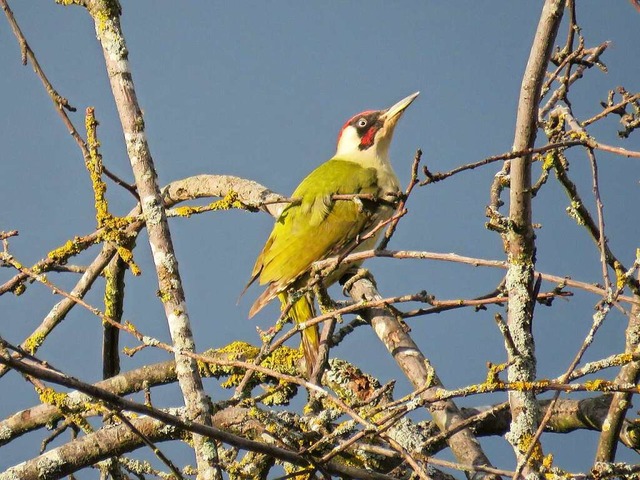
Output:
[335, 92, 419, 161]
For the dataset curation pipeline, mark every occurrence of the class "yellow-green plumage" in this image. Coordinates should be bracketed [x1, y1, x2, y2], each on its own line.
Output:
[249, 159, 394, 372]
[246, 92, 418, 375]
[251, 160, 380, 290]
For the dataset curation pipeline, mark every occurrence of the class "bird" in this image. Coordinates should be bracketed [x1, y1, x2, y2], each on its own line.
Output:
[245, 92, 419, 375]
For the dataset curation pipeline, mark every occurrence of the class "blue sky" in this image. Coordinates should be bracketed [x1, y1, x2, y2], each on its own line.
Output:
[1, 2, 640, 476]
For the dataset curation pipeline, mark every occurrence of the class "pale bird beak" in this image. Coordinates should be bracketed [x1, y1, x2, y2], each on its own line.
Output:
[382, 91, 420, 123]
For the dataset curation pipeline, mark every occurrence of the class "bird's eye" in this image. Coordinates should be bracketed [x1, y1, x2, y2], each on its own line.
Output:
[357, 118, 368, 128]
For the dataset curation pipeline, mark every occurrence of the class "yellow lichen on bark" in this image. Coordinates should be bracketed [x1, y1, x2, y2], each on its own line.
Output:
[48, 237, 92, 264]
[36, 386, 93, 433]
[518, 433, 544, 465]
[171, 191, 249, 218]
[84, 107, 140, 275]
[24, 332, 47, 354]
[196, 342, 302, 405]
[584, 379, 616, 392]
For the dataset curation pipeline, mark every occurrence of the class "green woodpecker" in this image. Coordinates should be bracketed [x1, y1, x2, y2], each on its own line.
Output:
[246, 92, 419, 373]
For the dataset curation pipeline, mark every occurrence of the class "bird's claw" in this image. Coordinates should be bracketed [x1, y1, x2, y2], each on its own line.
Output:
[352, 196, 364, 213]
[341, 268, 374, 295]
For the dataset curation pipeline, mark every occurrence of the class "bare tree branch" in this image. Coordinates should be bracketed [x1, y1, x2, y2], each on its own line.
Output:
[508, 0, 564, 475]
[80, 2, 221, 476]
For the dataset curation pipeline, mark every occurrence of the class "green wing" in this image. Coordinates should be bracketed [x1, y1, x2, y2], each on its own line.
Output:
[253, 158, 381, 290]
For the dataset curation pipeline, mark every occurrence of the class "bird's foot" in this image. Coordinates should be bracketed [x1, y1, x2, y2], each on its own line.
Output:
[340, 267, 375, 296]
[382, 190, 405, 207]
[352, 195, 364, 213]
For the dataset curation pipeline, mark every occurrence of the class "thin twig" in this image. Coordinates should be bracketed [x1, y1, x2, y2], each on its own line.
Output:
[421, 141, 584, 185]
[378, 149, 422, 250]
[582, 92, 640, 127]
[402, 289, 571, 319]
[313, 249, 640, 305]
[0, 0, 137, 199]
[588, 149, 612, 292]
[113, 412, 185, 480]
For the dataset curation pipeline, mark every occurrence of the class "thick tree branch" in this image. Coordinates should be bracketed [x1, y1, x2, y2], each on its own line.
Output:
[82, 2, 229, 477]
[506, 0, 564, 475]
[595, 276, 640, 461]
[344, 276, 500, 480]
[102, 254, 126, 379]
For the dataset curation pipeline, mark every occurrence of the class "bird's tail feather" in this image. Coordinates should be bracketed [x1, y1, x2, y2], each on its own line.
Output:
[278, 292, 319, 377]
